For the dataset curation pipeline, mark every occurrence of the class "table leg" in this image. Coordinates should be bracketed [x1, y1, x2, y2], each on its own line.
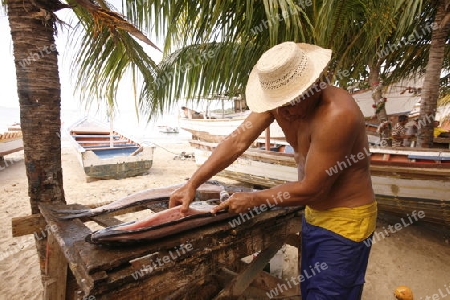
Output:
[43, 232, 68, 300]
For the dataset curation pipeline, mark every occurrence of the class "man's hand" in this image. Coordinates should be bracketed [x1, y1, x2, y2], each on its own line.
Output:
[211, 192, 256, 214]
[169, 184, 197, 215]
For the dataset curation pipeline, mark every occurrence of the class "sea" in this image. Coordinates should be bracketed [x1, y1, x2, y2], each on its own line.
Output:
[0, 105, 194, 148]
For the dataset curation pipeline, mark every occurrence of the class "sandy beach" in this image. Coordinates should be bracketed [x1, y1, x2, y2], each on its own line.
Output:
[1, 141, 450, 300]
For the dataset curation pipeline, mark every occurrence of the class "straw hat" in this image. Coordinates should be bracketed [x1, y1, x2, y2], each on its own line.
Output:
[245, 42, 332, 113]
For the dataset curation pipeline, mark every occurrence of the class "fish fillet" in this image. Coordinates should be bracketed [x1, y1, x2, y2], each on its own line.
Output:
[86, 202, 236, 245]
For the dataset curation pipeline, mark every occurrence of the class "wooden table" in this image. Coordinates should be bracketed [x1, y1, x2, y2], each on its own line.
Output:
[39, 202, 303, 300]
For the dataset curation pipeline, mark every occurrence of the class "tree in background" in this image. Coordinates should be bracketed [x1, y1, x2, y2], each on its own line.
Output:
[417, 0, 450, 147]
[145, 0, 447, 130]
[3, 0, 159, 282]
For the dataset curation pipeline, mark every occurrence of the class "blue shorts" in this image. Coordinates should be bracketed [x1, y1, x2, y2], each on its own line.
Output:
[300, 217, 373, 299]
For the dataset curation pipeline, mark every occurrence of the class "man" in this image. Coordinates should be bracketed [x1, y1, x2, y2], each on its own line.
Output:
[433, 120, 450, 138]
[403, 118, 418, 147]
[391, 115, 408, 147]
[377, 118, 392, 147]
[169, 42, 377, 299]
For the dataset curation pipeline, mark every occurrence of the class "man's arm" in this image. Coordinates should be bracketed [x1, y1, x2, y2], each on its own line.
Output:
[169, 111, 274, 211]
[212, 109, 362, 213]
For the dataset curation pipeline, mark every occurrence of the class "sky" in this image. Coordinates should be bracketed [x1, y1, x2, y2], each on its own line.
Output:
[0, 15, 20, 109]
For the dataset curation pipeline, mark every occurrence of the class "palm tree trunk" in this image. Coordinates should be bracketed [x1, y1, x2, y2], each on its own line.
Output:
[7, 0, 66, 279]
[368, 64, 388, 122]
[417, 0, 450, 147]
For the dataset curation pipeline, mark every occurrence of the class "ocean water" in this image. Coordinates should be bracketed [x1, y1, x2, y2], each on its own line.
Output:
[0, 106, 193, 146]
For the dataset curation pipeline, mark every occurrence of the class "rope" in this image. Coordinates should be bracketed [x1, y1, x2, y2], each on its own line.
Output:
[149, 142, 180, 155]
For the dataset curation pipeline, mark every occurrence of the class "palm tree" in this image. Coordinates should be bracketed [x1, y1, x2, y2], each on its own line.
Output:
[6, 0, 67, 277]
[3, 0, 160, 280]
[417, 0, 450, 147]
[146, 1, 427, 112]
[147, 0, 449, 147]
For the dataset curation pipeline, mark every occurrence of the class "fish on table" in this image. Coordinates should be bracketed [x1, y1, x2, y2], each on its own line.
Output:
[85, 201, 237, 245]
[52, 182, 258, 245]
[52, 182, 226, 220]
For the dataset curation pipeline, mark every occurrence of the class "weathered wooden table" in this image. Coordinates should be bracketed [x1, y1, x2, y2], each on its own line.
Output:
[39, 202, 303, 300]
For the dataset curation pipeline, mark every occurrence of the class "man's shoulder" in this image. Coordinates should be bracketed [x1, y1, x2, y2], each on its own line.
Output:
[323, 85, 351, 99]
[323, 92, 360, 119]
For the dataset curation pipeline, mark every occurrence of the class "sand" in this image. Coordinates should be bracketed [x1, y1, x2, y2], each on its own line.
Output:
[1, 142, 449, 300]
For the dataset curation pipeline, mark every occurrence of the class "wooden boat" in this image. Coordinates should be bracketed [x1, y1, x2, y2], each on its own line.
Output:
[0, 124, 23, 159]
[157, 125, 180, 133]
[188, 137, 450, 228]
[179, 114, 286, 144]
[69, 118, 155, 181]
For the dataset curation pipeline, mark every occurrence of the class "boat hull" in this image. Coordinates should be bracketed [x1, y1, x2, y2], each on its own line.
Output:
[81, 147, 154, 180]
[179, 117, 286, 144]
[0, 128, 23, 157]
[191, 140, 450, 228]
[0, 138, 24, 157]
[69, 118, 155, 181]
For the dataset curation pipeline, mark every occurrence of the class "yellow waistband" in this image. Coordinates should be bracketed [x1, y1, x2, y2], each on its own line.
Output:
[305, 201, 377, 242]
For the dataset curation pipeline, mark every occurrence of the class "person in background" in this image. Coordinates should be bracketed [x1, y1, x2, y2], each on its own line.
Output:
[403, 118, 418, 147]
[391, 115, 409, 147]
[376, 118, 392, 147]
[433, 121, 450, 138]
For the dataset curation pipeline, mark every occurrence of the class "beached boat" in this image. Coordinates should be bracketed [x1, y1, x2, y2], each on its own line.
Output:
[190, 139, 450, 228]
[0, 124, 23, 159]
[179, 113, 286, 145]
[69, 118, 155, 181]
[157, 125, 180, 133]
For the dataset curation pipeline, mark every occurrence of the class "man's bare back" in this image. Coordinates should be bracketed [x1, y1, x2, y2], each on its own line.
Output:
[170, 84, 374, 215]
[271, 85, 374, 211]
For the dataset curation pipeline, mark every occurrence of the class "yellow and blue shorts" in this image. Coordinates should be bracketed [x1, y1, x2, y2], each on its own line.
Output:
[300, 201, 377, 299]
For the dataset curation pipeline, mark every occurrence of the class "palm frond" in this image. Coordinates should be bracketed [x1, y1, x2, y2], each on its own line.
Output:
[68, 7, 158, 117]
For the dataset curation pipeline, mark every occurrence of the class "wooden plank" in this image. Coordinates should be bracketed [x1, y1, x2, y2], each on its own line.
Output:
[12, 211, 122, 237]
[43, 232, 68, 300]
[370, 165, 450, 178]
[285, 233, 301, 249]
[39, 203, 302, 298]
[72, 135, 121, 138]
[77, 140, 131, 144]
[11, 213, 47, 237]
[214, 267, 300, 298]
[213, 238, 286, 299]
[78, 208, 301, 276]
[91, 209, 302, 298]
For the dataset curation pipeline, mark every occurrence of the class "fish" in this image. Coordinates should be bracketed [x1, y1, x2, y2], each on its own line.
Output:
[85, 202, 236, 245]
[53, 182, 225, 220]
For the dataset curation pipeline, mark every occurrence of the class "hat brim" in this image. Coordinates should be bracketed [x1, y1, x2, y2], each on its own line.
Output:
[245, 43, 332, 113]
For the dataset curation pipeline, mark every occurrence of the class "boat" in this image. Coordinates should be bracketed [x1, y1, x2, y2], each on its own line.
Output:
[190, 139, 450, 228]
[157, 125, 180, 134]
[69, 118, 155, 181]
[179, 111, 286, 145]
[0, 123, 24, 159]
[178, 83, 450, 228]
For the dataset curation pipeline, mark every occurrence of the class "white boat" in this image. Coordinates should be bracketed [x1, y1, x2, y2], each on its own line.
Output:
[69, 118, 155, 181]
[179, 113, 286, 144]
[157, 125, 180, 133]
[0, 124, 23, 158]
[190, 139, 450, 227]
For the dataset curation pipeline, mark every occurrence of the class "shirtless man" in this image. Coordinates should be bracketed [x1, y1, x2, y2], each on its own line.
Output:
[170, 42, 377, 299]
